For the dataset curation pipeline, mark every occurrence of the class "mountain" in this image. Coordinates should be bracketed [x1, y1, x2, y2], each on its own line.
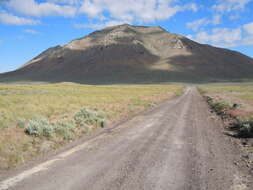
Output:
[1, 24, 253, 83]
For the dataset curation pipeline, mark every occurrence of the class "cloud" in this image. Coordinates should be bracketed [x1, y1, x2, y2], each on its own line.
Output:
[187, 18, 208, 31]
[188, 20, 253, 48]
[212, 15, 221, 24]
[24, 29, 40, 34]
[213, 0, 252, 13]
[79, 0, 197, 23]
[188, 27, 242, 48]
[187, 15, 221, 31]
[74, 20, 127, 29]
[49, 0, 79, 4]
[243, 22, 253, 35]
[1, 0, 198, 27]
[6, 0, 77, 17]
[0, 11, 39, 25]
[242, 22, 253, 45]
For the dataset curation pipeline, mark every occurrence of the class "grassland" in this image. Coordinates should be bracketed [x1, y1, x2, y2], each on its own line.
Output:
[198, 84, 253, 138]
[198, 85, 253, 169]
[0, 83, 183, 169]
[199, 85, 253, 117]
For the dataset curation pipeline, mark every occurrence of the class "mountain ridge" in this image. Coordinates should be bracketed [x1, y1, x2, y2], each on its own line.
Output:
[1, 24, 253, 83]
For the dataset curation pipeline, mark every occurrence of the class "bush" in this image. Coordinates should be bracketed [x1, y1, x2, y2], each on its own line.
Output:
[73, 108, 107, 128]
[212, 101, 232, 113]
[53, 121, 75, 140]
[25, 108, 107, 139]
[25, 116, 54, 138]
[205, 96, 213, 104]
[17, 118, 26, 128]
[98, 119, 107, 128]
[234, 118, 253, 137]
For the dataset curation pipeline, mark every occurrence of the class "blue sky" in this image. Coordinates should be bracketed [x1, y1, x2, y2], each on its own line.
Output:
[1, 0, 253, 73]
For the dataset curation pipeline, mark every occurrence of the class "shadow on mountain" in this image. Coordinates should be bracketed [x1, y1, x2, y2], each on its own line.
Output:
[1, 43, 253, 85]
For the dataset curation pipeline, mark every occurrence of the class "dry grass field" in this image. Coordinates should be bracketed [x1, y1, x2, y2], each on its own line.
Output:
[198, 85, 253, 118]
[0, 83, 183, 169]
[198, 85, 253, 169]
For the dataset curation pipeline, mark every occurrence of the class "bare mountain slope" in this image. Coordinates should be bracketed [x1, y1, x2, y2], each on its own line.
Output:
[1, 24, 253, 83]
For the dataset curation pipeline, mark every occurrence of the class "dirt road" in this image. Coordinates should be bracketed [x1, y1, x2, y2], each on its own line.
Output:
[0, 87, 252, 190]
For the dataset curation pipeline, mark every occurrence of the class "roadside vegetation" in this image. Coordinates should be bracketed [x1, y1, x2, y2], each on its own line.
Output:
[199, 85, 253, 168]
[0, 83, 183, 169]
[198, 85, 253, 137]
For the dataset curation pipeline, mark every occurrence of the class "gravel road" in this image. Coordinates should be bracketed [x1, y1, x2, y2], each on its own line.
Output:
[0, 87, 252, 190]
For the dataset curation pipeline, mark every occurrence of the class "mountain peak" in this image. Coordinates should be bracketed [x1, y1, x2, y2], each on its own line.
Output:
[91, 24, 167, 36]
[1, 24, 253, 83]
[66, 24, 185, 53]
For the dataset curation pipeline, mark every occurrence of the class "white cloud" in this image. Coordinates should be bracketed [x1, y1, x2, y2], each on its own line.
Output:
[24, 29, 40, 34]
[0, 11, 39, 25]
[74, 20, 127, 29]
[186, 3, 198, 12]
[243, 22, 253, 35]
[188, 20, 253, 48]
[213, 0, 252, 13]
[49, 0, 79, 4]
[187, 18, 209, 31]
[187, 15, 221, 31]
[189, 27, 242, 47]
[6, 0, 77, 17]
[212, 15, 221, 25]
[241, 35, 253, 46]
[242, 22, 253, 45]
[79, 0, 197, 23]
[1, 0, 198, 27]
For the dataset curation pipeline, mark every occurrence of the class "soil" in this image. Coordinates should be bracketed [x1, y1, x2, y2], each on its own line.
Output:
[0, 87, 252, 190]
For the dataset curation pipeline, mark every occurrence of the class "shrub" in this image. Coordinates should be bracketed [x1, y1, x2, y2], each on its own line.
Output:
[98, 119, 107, 128]
[25, 108, 107, 139]
[53, 121, 75, 140]
[205, 96, 213, 104]
[81, 123, 93, 133]
[17, 118, 26, 128]
[73, 108, 107, 128]
[25, 116, 54, 138]
[234, 118, 253, 137]
[212, 101, 232, 113]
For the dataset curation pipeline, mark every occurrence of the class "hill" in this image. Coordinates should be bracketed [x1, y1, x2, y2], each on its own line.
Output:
[1, 24, 253, 84]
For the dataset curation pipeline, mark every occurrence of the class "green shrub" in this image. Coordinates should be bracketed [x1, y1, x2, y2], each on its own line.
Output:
[17, 118, 26, 128]
[25, 108, 107, 139]
[25, 116, 54, 138]
[53, 121, 75, 140]
[73, 108, 107, 128]
[42, 125, 55, 138]
[205, 96, 213, 104]
[212, 101, 232, 113]
[234, 118, 253, 137]
[81, 123, 93, 133]
[98, 119, 107, 128]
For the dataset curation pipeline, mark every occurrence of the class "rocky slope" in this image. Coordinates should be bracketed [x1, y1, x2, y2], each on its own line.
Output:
[1, 24, 253, 83]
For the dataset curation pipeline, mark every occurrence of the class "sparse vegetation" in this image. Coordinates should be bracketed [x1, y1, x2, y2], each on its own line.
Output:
[73, 108, 106, 128]
[233, 118, 253, 137]
[199, 85, 253, 137]
[25, 116, 54, 137]
[24, 108, 107, 139]
[205, 96, 233, 118]
[0, 83, 183, 169]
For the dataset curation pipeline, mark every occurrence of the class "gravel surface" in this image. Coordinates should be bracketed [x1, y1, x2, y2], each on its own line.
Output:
[0, 87, 252, 190]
